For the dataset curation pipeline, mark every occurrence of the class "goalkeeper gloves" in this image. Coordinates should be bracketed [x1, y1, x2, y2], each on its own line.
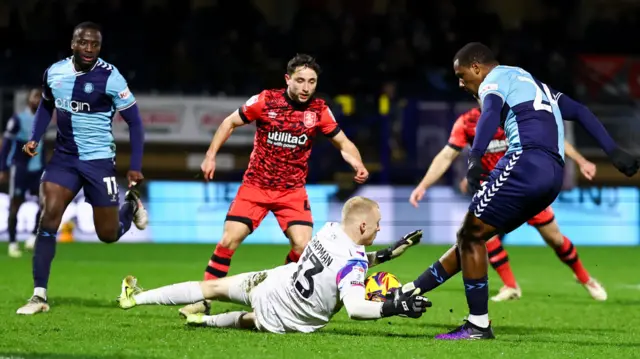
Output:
[368, 229, 422, 268]
[380, 290, 431, 318]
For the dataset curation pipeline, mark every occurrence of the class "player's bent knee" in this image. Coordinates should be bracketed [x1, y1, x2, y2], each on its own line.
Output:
[96, 228, 119, 244]
[219, 222, 251, 250]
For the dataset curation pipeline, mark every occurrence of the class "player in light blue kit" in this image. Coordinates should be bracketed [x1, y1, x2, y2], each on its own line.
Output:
[17, 22, 149, 315]
[402, 42, 639, 340]
[0, 88, 46, 258]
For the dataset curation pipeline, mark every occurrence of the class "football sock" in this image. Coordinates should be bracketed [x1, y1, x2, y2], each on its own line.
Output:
[32, 227, 57, 289]
[412, 261, 453, 293]
[202, 311, 248, 328]
[486, 235, 518, 288]
[32, 208, 41, 235]
[463, 276, 489, 328]
[117, 200, 135, 239]
[204, 244, 235, 280]
[134, 281, 204, 305]
[555, 236, 590, 284]
[8, 208, 17, 244]
[285, 249, 301, 264]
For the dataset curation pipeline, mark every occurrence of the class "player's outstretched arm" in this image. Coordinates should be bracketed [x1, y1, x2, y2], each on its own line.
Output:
[342, 286, 430, 320]
[558, 95, 639, 177]
[410, 146, 461, 207]
[328, 131, 369, 183]
[564, 140, 596, 180]
[367, 229, 422, 268]
[119, 104, 145, 185]
[201, 111, 246, 180]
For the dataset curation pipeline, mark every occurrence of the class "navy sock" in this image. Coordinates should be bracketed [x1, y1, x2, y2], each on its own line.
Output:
[117, 200, 135, 239]
[463, 276, 489, 315]
[33, 228, 57, 289]
[413, 261, 452, 293]
[32, 209, 42, 235]
[8, 211, 17, 243]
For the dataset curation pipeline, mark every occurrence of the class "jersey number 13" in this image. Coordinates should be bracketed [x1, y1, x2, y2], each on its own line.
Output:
[292, 253, 325, 299]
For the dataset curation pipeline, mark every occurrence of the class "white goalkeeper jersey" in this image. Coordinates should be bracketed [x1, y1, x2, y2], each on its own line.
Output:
[252, 222, 369, 333]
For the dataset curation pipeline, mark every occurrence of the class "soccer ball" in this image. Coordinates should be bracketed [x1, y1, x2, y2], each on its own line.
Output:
[364, 271, 402, 302]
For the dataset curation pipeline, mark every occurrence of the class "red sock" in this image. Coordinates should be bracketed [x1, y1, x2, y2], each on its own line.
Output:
[486, 235, 518, 288]
[285, 249, 301, 264]
[555, 236, 590, 284]
[204, 244, 235, 280]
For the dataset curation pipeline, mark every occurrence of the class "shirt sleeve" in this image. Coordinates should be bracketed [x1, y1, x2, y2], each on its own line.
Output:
[106, 68, 136, 111]
[336, 259, 368, 301]
[318, 106, 341, 138]
[447, 115, 469, 150]
[478, 71, 510, 104]
[3, 115, 20, 139]
[238, 91, 267, 124]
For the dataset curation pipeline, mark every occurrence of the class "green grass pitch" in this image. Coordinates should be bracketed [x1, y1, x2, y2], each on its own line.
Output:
[0, 243, 639, 359]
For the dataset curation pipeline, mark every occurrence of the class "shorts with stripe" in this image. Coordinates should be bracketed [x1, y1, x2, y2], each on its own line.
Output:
[469, 149, 564, 233]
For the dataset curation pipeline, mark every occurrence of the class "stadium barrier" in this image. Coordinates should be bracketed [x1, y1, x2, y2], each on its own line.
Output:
[1, 183, 637, 246]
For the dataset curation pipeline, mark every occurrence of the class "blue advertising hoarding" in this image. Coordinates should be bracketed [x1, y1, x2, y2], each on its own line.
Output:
[146, 182, 640, 246]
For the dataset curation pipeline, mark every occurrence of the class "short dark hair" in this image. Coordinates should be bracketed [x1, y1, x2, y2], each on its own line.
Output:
[73, 21, 101, 35]
[454, 42, 497, 67]
[287, 54, 321, 76]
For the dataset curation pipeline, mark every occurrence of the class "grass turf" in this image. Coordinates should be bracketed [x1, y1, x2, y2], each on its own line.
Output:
[0, 243, 639, 359]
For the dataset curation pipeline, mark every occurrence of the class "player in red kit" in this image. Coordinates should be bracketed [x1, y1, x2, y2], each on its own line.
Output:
[179, 54, 420, 317]
[407, 106, 607, 302]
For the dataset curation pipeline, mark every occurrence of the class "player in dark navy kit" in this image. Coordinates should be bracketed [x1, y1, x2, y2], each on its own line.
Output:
[399, 42, 639, 340]
[17, 22, 149, 315]
[0, 88, 45, 258]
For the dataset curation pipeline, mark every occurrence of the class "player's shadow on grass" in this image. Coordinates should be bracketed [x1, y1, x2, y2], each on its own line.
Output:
[320, 328, 426, 339]
[49, 296, 116, 309]
[425, 322, 628, 335]
[500, 338, 640, 349]
[536, 296, 640, 307]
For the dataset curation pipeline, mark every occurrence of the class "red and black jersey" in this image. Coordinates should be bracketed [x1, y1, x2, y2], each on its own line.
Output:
[239, 89, 340, 190]
[447, 108, 508, 171]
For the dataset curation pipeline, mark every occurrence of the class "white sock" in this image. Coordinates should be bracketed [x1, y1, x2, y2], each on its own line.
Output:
[467, 314, 490, 328]
[34, 287, 47, 301]
[203, 311, 248, 328]
[9, 242, 18, 250]
[134, 281, 204, 305]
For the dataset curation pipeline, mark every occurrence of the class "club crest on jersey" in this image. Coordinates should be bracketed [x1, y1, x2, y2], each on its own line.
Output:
[84, 82, 94, 94]
[303, 111, 317, 128]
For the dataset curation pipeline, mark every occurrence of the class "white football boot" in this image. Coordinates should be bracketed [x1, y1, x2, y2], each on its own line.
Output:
[25, 234, 37, 250]
[490, 285, 522, 302]
[582, 277, 607, 301]
[125, 186, 148, 230]
[8, 242, 22, 258]
[16, 295, 49, 315]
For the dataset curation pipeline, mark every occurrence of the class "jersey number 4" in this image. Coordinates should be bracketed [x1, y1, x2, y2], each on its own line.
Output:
[517, 76, 557, 113]
[292, 253, 324, 299]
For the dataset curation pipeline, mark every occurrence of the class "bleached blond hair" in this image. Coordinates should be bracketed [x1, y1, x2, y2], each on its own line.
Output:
[341, 196, 379, 224]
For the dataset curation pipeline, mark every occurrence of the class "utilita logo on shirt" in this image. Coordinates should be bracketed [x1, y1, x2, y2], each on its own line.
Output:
[267, 131, 308, 148]
[55, 98, 91, 113]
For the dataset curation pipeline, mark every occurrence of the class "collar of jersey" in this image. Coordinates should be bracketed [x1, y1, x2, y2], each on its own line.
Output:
[71, 57, 99, 75]
[284, 90, 313, 111]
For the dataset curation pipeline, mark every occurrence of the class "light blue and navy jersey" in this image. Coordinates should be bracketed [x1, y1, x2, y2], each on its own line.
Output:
[1, 108, 44, 171]
[478, 65, 565, 160]
[43, 57, 136, 160]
